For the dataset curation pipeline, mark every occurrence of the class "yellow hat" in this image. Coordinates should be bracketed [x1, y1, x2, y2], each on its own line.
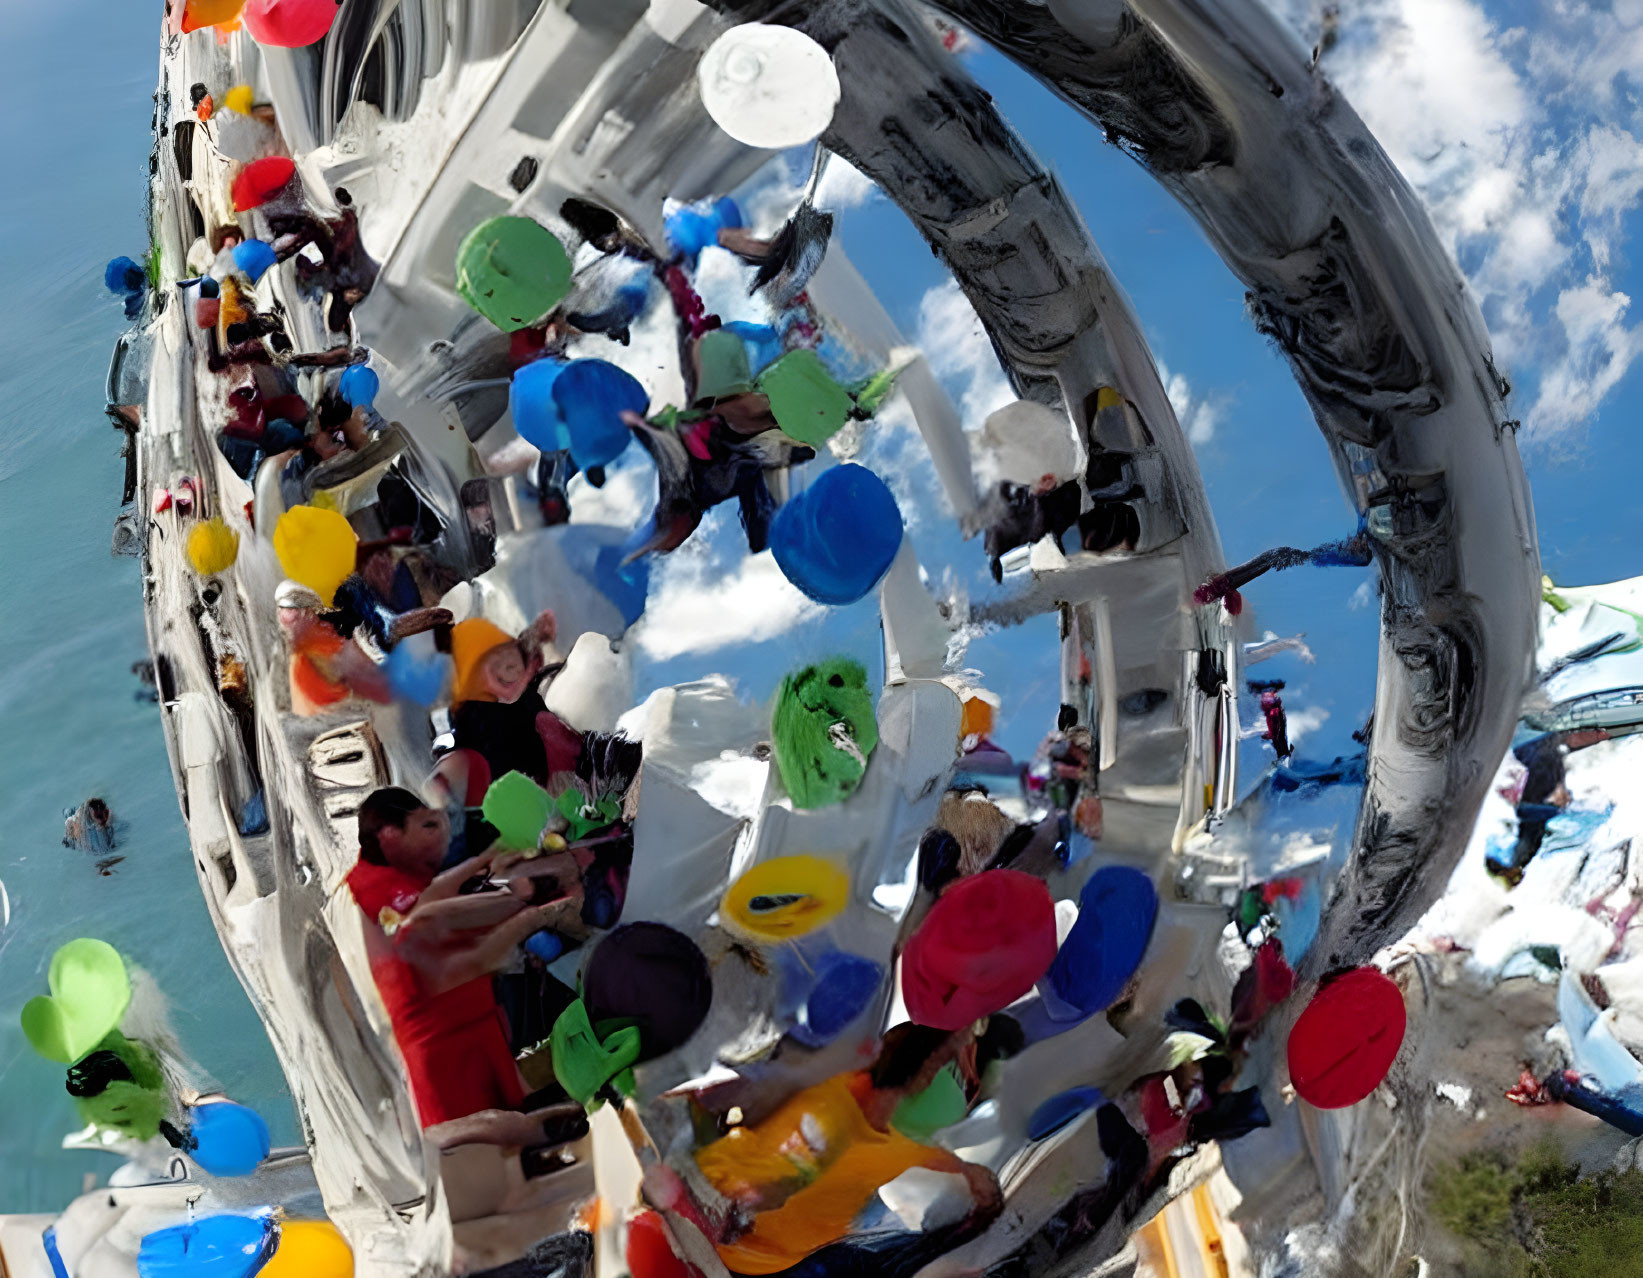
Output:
[450, 617, 513, 706]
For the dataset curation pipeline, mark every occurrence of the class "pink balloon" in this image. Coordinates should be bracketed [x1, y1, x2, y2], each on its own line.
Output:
[242, 0, 338, 48]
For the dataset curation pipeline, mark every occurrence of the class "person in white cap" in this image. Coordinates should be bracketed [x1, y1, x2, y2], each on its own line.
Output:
[275, 578, 392, 715]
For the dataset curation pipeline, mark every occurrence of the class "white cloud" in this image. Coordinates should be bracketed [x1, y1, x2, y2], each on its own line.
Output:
[1267, 0, 1643, 437]
[1348, 580, 1375, 611]
[567, 451, 653, 528]
[743, 152, 880, 236]
[1529, 278, 1643, 431]
[1286, 704, 1330, 745]
[633, 549, 822, 660]
[814, 157, 879, 212]
[1156, 360, 1224, 445]
[913, 280, 1014, 429]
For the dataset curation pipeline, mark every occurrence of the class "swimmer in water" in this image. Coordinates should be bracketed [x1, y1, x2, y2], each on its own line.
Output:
[63, 798, 116, 855]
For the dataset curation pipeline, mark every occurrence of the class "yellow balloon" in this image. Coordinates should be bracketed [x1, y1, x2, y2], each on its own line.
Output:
[260, 1220, 352, 1278]
[721, 855, 851, 940]
[187, 516, 240, 576]
[223, 84, 255, 116]
[273, 505, 357, 606]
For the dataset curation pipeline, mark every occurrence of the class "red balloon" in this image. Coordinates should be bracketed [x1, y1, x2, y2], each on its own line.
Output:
[242, 0, 338, 48]
[231, 157, 296, 211]
[195, 297, 221, 329]
[902, 869, 1058, 1031]
[1287, 967, 1406, 1109]
[626, 1210, 702, 1278]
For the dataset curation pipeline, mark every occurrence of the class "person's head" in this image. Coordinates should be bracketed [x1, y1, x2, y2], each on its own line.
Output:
[86, 799, 110, 824]
[358, 786, 449, 876]
[275, 579, 323, 635]
[481, 644, 527, 698]
[450, 618, 530, 706]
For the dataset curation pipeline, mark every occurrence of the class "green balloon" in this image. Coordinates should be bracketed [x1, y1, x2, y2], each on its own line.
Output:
[771, 657, 878, 809]
[481, 770, 553, 851]
[21, 939, 132, 1064]
[549, 998, 641, 1109]
[455, 216, 573, 332]
[72, 1030, 169, 1141]
[758, 349, 855, 446]
[890, 1064, 968, 1142]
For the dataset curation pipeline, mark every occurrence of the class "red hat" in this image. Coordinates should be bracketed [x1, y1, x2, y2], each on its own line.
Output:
[231, 156, 296, 211]
[902, 868, 1057, 1031]
[1287, 967, 1406, 1109]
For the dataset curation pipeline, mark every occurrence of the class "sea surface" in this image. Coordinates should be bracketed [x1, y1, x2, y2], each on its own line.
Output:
[0, 0, 295, 1213]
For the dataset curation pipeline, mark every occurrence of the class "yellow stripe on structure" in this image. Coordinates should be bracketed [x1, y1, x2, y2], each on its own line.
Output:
[1191, 1183, 1229, 1278]
[1138, 1214, 1179, 1278]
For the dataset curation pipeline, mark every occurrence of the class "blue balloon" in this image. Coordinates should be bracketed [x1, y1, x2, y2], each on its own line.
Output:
[510, 359, 570, 451]
[188, 1102, 271, 1178]
[339, 364, 380, 408]
[526, 930, 564, 963]
[551, 359, 646, 470]
[794, 951, 884, 1047]
[198, 276, 220, 299]
[1047, 866, 1158, 1016]
[1027, 1086, 1104, 1141]
[664, 196, 744, 263]
[105, 255, 146, 295]
[231, 239, 278, 284]
[769, 464, 903, 605]
[721, 321, 783, 375]
[385, 642, 449, 706]
[137, 1215, 273, 1278]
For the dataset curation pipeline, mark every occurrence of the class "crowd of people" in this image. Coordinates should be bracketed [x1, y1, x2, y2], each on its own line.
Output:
[95, 47, 1362, 1277]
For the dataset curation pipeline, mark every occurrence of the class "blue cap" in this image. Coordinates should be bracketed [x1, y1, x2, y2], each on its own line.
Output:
[769, 463, 903, 605]
[1027, 1086, 1104, 1141]
[510, 358, 570, 451]
[552, 358, 646, 470]
[339, 363, 380, 408]
[104, 256, 146, 295]
[231, 238, 278, 284]
[794, 951, 884, 1047]
[1046, 866, 1158, 1015]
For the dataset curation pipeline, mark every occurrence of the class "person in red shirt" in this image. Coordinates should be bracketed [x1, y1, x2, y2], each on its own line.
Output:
[346, 787, 577, 1127]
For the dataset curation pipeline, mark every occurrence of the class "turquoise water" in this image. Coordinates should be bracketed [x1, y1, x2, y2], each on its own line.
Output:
[0, 0, 294, 1212]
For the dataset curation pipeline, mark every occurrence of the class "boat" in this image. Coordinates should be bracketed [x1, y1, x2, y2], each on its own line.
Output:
[20, 1, 1538, 1275]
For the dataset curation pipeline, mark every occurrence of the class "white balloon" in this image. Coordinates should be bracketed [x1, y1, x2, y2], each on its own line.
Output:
[698, 23, 841, 150]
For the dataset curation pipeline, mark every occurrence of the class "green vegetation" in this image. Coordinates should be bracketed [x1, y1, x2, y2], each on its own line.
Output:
[1429, 1141, 1643, 1276]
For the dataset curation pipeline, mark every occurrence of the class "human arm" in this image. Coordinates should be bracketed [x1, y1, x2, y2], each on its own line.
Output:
[398, 898, 584, 995]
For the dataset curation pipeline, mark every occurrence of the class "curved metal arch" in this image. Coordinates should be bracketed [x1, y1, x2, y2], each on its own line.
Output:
[722, 0, 1538, 975]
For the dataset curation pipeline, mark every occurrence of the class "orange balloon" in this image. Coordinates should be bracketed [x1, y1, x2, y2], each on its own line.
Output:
[181, 0, 244, 33]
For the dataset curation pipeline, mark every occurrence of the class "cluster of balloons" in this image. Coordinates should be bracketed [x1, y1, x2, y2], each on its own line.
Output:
[180, 0, 338, 46]
[136, 1214, 351, 1278]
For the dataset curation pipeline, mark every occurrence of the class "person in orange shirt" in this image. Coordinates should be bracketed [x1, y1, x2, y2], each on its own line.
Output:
[694, 1025, 1002, 1274]
[275, 579, 391, 715]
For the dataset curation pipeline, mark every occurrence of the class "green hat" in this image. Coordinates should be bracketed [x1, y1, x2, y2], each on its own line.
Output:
[693, 329, 757, 404]
[455, 216, 573, 332]
[758, 348, 854, 446]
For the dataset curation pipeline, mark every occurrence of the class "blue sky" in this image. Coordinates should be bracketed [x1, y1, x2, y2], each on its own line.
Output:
[793, 0, 1643, 769]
